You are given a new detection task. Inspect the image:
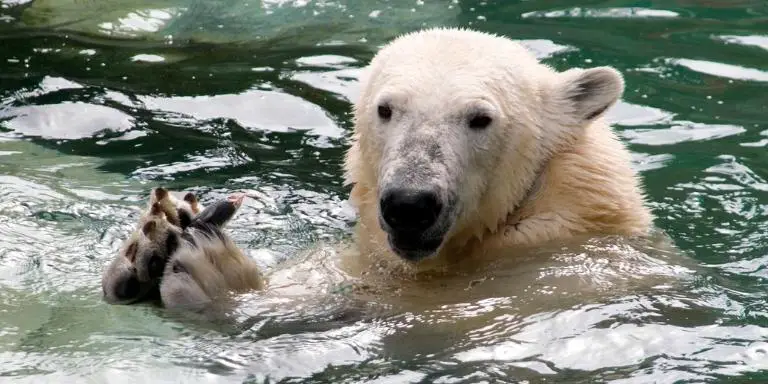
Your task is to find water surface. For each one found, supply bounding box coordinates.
[1,0,768,382]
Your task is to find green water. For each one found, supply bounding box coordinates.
[1,0,768,382]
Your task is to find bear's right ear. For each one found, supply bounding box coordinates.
[553,66,624,125]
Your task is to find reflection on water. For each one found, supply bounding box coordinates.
[668,58,768,83]
[1,0,768,382]
[0,102,135,139]
[521,7,681,19]
[138,88,344,137]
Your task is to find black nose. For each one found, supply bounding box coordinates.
[380,188,443,233]
[115,276,141,301]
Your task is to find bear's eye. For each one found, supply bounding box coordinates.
[468,114,492,130]
[377,104,393,121]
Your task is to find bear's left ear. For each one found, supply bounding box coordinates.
[553,66,624,124]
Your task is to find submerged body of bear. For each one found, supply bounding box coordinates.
[343,27,653,273]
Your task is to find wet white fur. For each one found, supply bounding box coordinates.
[160,225,265,314]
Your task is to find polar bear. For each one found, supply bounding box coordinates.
[343,27,653,273]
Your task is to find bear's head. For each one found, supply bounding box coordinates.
[344,27,624,262]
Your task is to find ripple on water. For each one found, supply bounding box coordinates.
[2,76,83,102]
[667,58,768,83]
[521,7,681,19]
[0,103,135,140]
[605,101,675,127]
[132,148,254,180]
[137,89,344,138]
[98,8,180,37]
[621,121,747,146]
[718,35,768,51]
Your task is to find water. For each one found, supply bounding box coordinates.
[1,0,767,382]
